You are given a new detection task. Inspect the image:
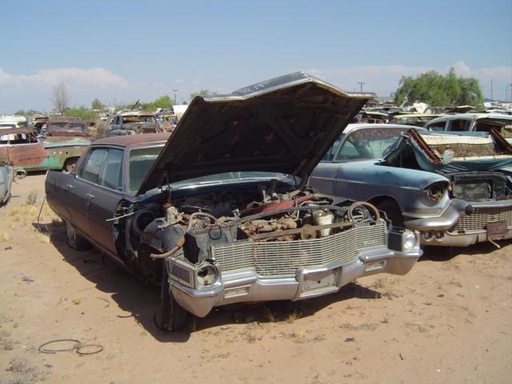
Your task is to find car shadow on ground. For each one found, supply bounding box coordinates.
[420,240,510,262]
[39,221,386,342]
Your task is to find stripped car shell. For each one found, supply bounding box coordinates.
[39,117,90,138]
[0,127,89,173]
[45,72,421,331]
[106,110,162,136]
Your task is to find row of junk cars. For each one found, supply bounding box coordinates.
[4,72,512,332]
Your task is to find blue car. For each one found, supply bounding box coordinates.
[310,123,512,247]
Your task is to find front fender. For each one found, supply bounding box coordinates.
[338,162,450,190]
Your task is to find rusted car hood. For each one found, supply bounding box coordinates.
[138,72,371,195]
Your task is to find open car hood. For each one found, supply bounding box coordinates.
[383,128,512,173]
[138,72,371,195]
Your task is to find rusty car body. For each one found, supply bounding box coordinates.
[39,117,90,138]
[105,110,162,136]
[311,123,512,247]
[45,72,421,332]
[0,127,89,173]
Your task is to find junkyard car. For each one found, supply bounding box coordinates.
[39,117,90,138]
[105,110,162,136]
[310,123,512,247]
[0,127,89,173]
[424,113,512,139]
[45,72,421,332]
[388,113,442,127]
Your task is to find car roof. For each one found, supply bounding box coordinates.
[342,123,426,134]
[116,110,155,116]
[427,113,512,124]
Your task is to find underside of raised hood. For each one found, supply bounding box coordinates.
[137,72,371,195]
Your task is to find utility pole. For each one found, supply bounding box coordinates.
[507,83,512,102]
[357,82,365,92]
[490,80,493,102]
[173,89,178,104]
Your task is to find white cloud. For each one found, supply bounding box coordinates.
[1,62,511,113]
[0,68,163,113]
[0,67,128,89]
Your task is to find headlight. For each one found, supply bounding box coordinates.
[388,229,419,252]
[402,230,419,252]
[425,181,448,202]
[196,262,219,288]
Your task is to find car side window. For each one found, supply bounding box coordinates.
[98,149,123,190]
[448,120,469,131]
[322,138,341,161]
[79,148,107,183]
[335,141,360,160]
[427,122,446,131]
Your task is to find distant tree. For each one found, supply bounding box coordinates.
[394,68,483,107]
[190,89,218,100]
[14,109,42,116]
[141,95,174,111]
[154,95,174,108]
[66,106,98,120]
[91,98,105,110]
[50,82,71,114]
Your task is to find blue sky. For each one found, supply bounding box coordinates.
[1,0,511,114]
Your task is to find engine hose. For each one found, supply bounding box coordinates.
[347,201,380,223]
[150,236,185,259]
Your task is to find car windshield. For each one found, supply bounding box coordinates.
[48,122,85,132]
[323,127,409,161]
[128,146,163,193]
[124,115,156,123]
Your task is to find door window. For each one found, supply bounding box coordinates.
[79,148,107,183]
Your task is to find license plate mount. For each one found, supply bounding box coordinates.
[487,221,507,239]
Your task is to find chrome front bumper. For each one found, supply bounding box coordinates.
[419,201,512,247]
[166,222,421,318]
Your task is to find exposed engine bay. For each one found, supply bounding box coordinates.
[449,171,511,201]
[133,180,382,283]
[151,181,380,241]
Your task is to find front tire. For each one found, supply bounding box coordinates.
[155,265,189,332]
[66,221,92,250]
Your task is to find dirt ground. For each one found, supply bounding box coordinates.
[0,173,511,384]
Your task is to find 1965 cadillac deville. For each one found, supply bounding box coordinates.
[45,72,421,331]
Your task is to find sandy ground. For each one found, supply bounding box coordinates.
[0,173,511,384]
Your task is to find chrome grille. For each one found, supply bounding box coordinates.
[454,207,512,231]
[211,221,386,277]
